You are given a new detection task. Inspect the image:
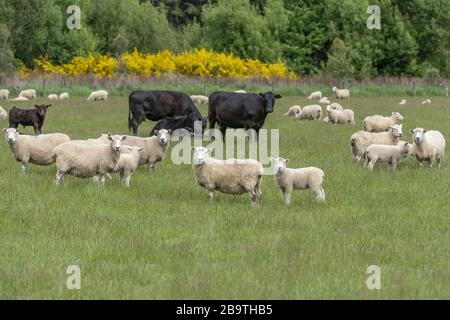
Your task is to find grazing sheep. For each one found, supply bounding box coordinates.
[329,102,343,110]
[18,89,37,100]
[308,91,322,99]
[3,128,70,172]
[190,95,209,106]
[48,94,59,100]
[271,157,325,204]
[0,106,7,119]
[53,134,126,185]
[10,96,29,101]
[332,87,350,99]
[349,124,403,162]
[325,105,355,125]
[234,90,247,93]
[296,105,322,120]
[399,100,407,105]
[192,146,263,206]
[0,89,9,99]
[410,128,446,168]
[59,92,69,100]
[364,141,411,170]
[284,105,301,117]
[363,112,404,133]
[421,99,431,105]
[115,145,144,187]
[87,90,108,101]
[8,104,51,135]
[319,97,331,105]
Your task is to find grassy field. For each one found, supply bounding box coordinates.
[0,95,449,299]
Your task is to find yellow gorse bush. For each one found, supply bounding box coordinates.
[28,49,296,79]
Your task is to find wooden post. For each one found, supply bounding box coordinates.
[412,80,416,97]
[42,78,46,97]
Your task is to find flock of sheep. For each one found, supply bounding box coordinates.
[0,86,447,207]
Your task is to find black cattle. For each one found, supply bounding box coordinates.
[208,91,281,139]
[128,90,203,135]
[149,113,208,136]
[8,104,51,135]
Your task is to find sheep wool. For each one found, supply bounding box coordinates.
[284,105,301,117]
[410,128,445,168]
[364,141,411,170]
[363,112,403,133]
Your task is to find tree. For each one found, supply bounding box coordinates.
[326,38,354,85]
[0,24,16,73]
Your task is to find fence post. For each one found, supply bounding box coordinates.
[412,80,416,97]
[42,78,46,97]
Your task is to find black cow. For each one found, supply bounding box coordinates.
[208,92,281,139]
[8,104,51,135]
[128,90,203,135]
[149,113,208,136]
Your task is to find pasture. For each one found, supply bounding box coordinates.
[0,95,448,299]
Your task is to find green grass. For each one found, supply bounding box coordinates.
[0,95,449,299]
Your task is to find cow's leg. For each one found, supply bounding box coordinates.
[220,126,227,141]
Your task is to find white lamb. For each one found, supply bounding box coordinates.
[296,105,322,120]
[192,146,263,206]
[308,91,322,99]
[399,100,407,105]
[0,89,9,99]
[53,134,126,185]
[271,157,325,204]
[115,145,144,187]
[364,141,411,170]
[87,90,108,101]
[59,92,69,100]
[319,97,331,105]
[18,89,36,100]
[363,112,404,132]
[421,99,431,105]
[332,87,350,99]
[48,94,59,100]
[322,103,343,123]
[190,95,209,106]
[410,128,446,168]
[349,124,403,162]
[325,106,355,125]
[0,106,7,119]
[3,128,70,172]
[284,105,301,117]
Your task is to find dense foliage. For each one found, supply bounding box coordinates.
[0,0,449,78]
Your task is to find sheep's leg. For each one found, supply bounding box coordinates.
[437,155,443,169]
[148,162,156,171]
[367,159,376,170]
[427,157,434,168]
[389,159,397,170]
[20,162,27,173]
[208,190,214,202]
[282,187,292,205]
[312,186,325,201]
[249,190,258,207]
[124,174,131,187]
[255,176,263,199]
[55,170,66,186]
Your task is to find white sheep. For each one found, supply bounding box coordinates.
[190,95,209,106]
[322,103,343,123]
[364,141,411,170]
[308,91,322,99]
[0,106,7,119]
[410,128,445,168]
[53,133,126,185]
[48,94,59,100]
[325,105,355,125]
[87,90,108,101]
[349,124,403,162]
[18,89,37,100]
[284,105,301,117]
[115,145,144,187]
[319,97,331,105]
[3,128,70,172]
[399,99,407,105]
[234,90,247,93]
[0,89,9,99]
[271,157,325,204]
[296,105,322,120]
[192,146,263,206]
[421,99,431,105]
[59,92,69,100]
[363,112,404,132]
[332,87,350,99]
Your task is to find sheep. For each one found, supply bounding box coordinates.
[190,95,209,106]
[0,89,9,99]
[3,128,70,172]
[18,89,37,100]
[319,97,331,105]
[192,146,263,206]
[322,103,343,123]
[234,90,246,93]
[349,124,403,162]
[87,90,108,101]
[284,105,301,117]
[363,112,403,133]
[0,106,7,119]
[115,145,144,187]
[325,105,355,125]
[410,128,446,168]
[399,100,407,105]
[271,157,325,204]
[364,141,411,170]
[296,105,322,120]
[59,92,69,100]
[53,133,126,185]
[48,94,59,100]
[421,99,431,105]
[10,96,29,101]
[332,87,350,99]
[308,91,322,99]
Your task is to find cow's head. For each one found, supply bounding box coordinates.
[34,104,51,118]
[4,128,19,144]
[259,92,282,113]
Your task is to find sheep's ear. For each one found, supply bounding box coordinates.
[107,132,113,141]
[285,159,290,164]
[167,129,172,134]
[138,147,144,152]
[191,147,195,152]
[2,128,6,132]
[121,135,127,141]
[154,130,159,135]
[423,129,427,133]
[409,129,414,134]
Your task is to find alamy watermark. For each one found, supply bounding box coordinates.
[66,5,81,30]
[367,5,381,30]
[366,265,381,290]
[66,265,81,290]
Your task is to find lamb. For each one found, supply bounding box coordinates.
[296,105,322,120]
[0,106,7,119]
[53,133,126,185]
[363,112,403,133]
[59,92,69,100]
[364,141,411,170]
[87,90,108,101]
[115,145,144,187]
[192,146,263,206]
[319,97,331,105]
[349,124,403,162]
[399,100,407,105]
[332,87,350,99]
[325,106,355,125]
[18,89,37,100]
[308,91,322,99]
[0,89,9,99]
[3,128,70,172]
[271,157,325,204]
[48,94,59,100]
[410,128,446,168]
[284,105,301,117]
[190,95,209,106]
[421,99,431,105]
[322,103,343,123]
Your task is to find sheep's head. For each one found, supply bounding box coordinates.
[410,128,427,144]
[392,112,404,121]
[192,146,210,165]
[4,128,19,144]
[388,124,403,138]
[271,157,289,174]
[259,92,282,113]
[34,104,51,117]
[332,86,337,92]
[326,105,332,112]
[154,129,171,145]
[107,133,127,152]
